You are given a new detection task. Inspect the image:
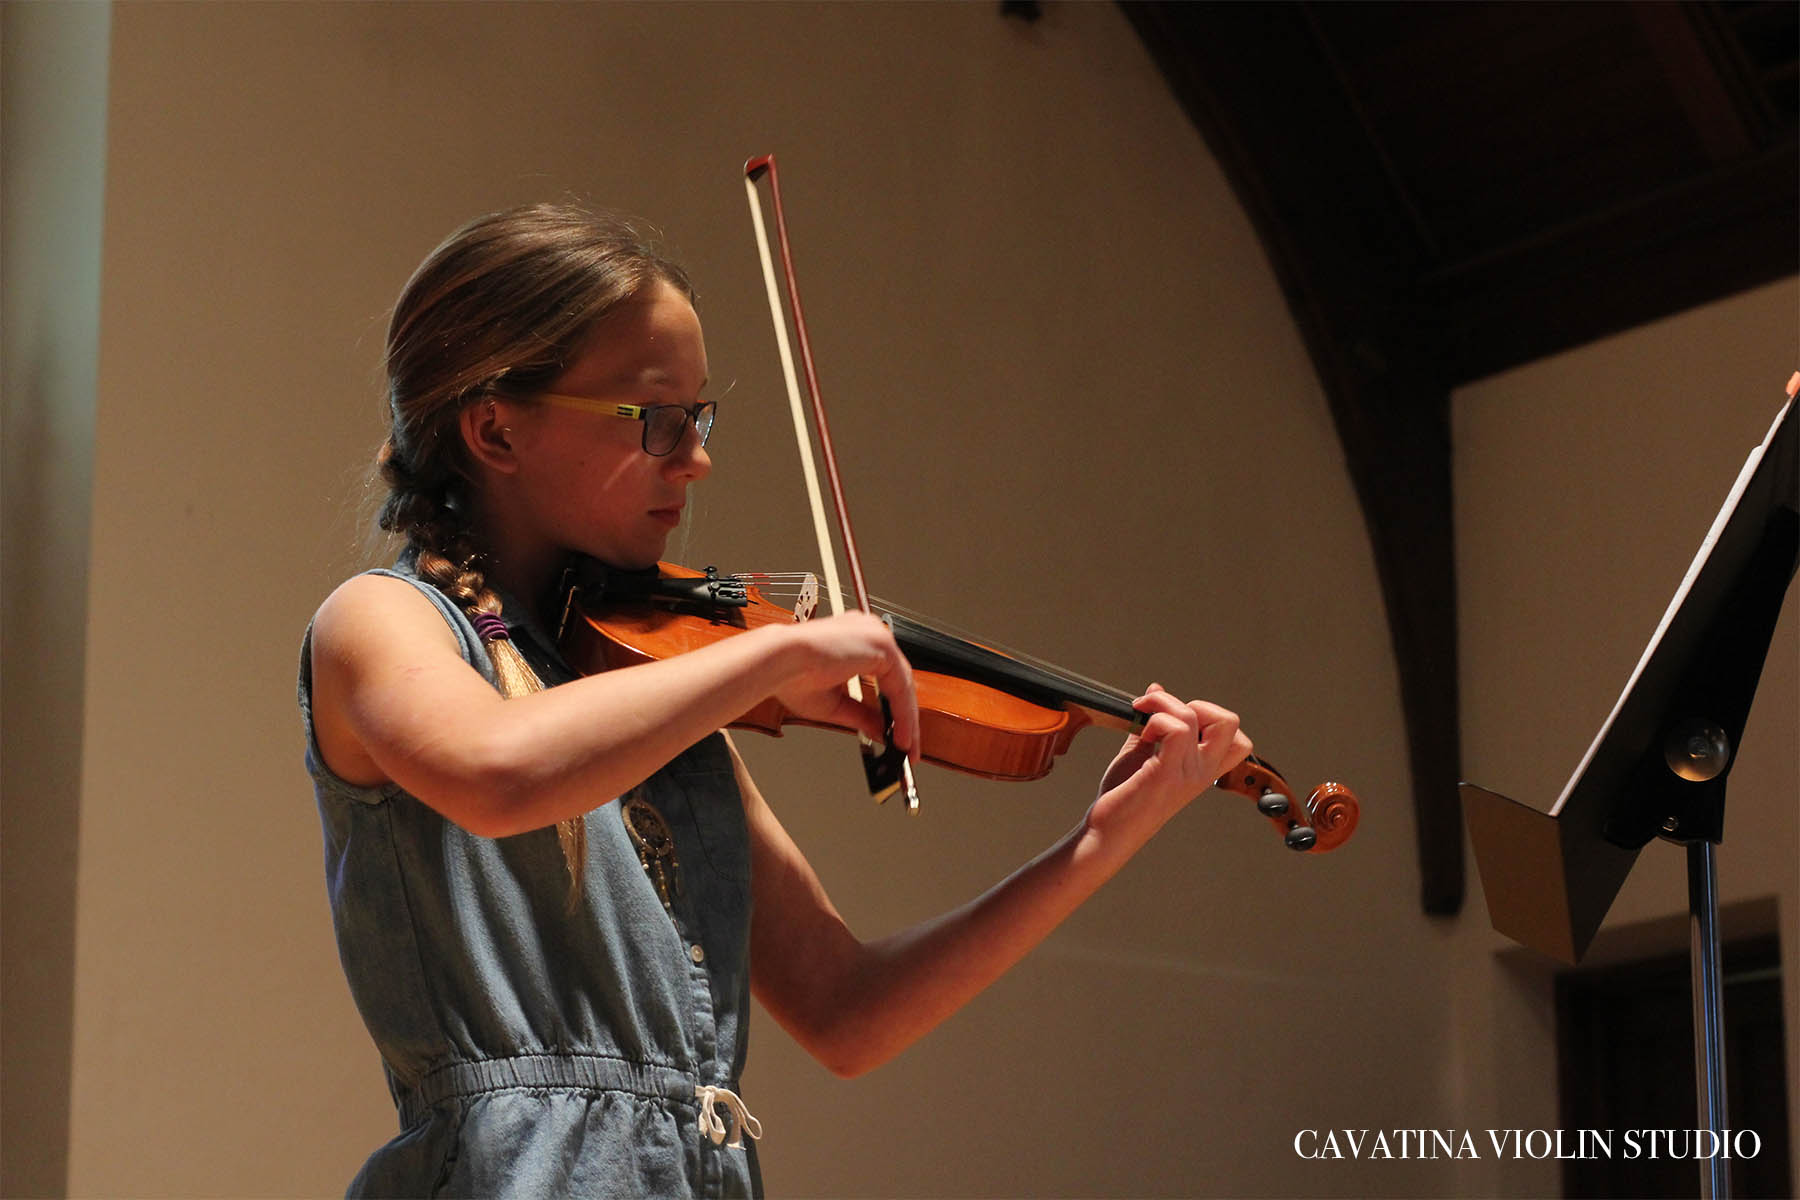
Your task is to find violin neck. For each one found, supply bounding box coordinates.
[883,613,1143,731]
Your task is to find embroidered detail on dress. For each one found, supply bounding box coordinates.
[695,1084,764,1149]
[621,795,681,909]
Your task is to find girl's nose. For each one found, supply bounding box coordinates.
[666,432,711,482]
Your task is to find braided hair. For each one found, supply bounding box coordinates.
[376,203,692,907]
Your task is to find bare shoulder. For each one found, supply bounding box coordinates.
[308,573,469,786]
[311,572,460,661]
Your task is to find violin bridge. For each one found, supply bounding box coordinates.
[793,573,819,623]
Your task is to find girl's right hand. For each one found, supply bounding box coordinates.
[769,612,920,760]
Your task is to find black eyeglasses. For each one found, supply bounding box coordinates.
[537,393,717,456]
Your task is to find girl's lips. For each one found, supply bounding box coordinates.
[649,507,683,527]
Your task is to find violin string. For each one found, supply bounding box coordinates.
[870,595,1138,706]
[729,575,813,602]
[866,594,1136,705]
[726,573,1137,707]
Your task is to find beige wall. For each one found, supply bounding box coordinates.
[3,2,1791,1196]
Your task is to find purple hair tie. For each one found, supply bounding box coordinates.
[470,611,510,642]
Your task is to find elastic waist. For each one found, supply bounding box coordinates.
[398,1053,696,1128]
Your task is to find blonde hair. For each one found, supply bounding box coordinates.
[376,203,692,908]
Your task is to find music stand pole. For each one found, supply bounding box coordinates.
[1687,839,1730,1198]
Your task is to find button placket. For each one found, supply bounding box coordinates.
[661,835,720,1080]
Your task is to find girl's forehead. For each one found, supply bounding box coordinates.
[561,284,707,390]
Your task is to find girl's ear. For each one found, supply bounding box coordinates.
[459,399,520,474]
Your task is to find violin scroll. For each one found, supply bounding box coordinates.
[1216,757,1359,853]
[1299,780,1358,852]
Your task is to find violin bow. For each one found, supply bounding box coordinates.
[744,154,920,811]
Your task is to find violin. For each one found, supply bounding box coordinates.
[554,559,1358,853]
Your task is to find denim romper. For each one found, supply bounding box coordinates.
[299,565,761,1198]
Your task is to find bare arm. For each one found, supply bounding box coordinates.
[308,573,917,838]
[740,687,1250,1078]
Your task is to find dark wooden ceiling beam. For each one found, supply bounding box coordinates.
[1633,1,1761,160]
[1427,142,1798,384]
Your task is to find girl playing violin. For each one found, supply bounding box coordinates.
[300,203,1252,1198]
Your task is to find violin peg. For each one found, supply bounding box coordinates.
[1256,789,1289,817]
[1284,825,1317,852]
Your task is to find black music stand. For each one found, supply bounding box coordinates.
[1463,392,1797,1200]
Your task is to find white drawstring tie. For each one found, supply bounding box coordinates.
[695,1084,763,1149]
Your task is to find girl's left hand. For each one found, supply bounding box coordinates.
[1086,684,1253,840]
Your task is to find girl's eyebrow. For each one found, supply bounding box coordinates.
[629,369,709,394]
[667,375,724,403]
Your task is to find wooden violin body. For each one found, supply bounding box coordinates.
[556,560,1359,853]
